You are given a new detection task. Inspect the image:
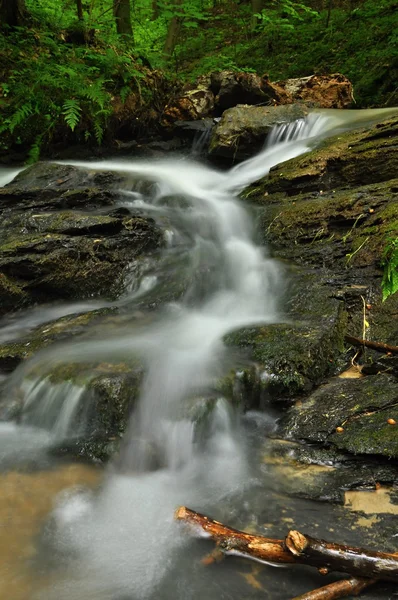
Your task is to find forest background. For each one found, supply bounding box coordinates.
[0,0,397,162]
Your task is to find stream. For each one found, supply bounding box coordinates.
[0,109,396,600]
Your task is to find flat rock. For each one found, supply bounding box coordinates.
[279,375,398,458]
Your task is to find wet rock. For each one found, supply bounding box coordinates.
[0,163,163,316]
[262,115,398,195]
[244,116,398,385]
[0,308,116,372]
[259,178,398,273]
[279,375,398,458]
[264,439,398,503]
[210,71,291,110]
[0,217,161,315]
[0,162,124,211]
[209,103,309,160]
[224,270,347,405]
[9,359,144,462]
[276,73,354,109]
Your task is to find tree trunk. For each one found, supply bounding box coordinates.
[325,0,332,27]
[163,0,182,57]
[0,0,26,28]
[113,0,133,36]
[151,0,159,20]
[250,0,264,31]
[76,0,84,21]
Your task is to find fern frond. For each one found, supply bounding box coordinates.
[120,85,131,104]
[62,99,82,131]
[82,81,110,110]
[9,103,33,133]
[93,118,104,145]
[27,135,43,164]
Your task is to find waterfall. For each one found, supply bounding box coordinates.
[5,109,392,600]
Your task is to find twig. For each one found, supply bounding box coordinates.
[344,335,398,355]
[291,577,376,600]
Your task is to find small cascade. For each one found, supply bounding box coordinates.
[20,377,88,440]
[191,122,213,156]
[0,166,24,187]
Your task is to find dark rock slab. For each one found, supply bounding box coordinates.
[223,270,347,405]
[279,375,398,458]
[0,308,116,372]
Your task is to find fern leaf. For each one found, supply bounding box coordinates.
[62,99,82,131]
[9,103,33,133]
[120,85,130,105]
[82,81,110,110]
[26,135,42,164]
[93,118,104,145]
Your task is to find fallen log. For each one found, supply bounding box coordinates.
[175,507,398,583]
[291,577,375,600]
[344,335,398,356]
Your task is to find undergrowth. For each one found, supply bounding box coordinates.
[0,24,163,162]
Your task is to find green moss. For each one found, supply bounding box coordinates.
[224,273,347,403]
[331,408,398,458]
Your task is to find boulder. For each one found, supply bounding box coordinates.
[209,103,308,160]
[210,70,291,110]
[0,163,163,315]
[276,73,354,109]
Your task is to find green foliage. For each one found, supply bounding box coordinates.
[255,0,320,33]
[174,0,398,108]
[0,16,154,160]
[381,238,398,301]
[62,99,82,131]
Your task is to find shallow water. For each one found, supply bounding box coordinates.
[1,109,397,600]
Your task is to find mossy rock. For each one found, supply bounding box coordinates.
[257,178,398,272]
[0,214,162,315]
[279,375,398,458]
[259,115,398,196]
[0,308,117,372]
[223,271,347,405]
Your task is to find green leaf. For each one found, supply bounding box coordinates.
[62,99,82,131]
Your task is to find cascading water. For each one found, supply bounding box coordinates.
[2,108,397,600]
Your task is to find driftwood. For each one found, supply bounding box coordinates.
[344,335,398,356]
[291,577,375,600]
[175,506,398,596]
